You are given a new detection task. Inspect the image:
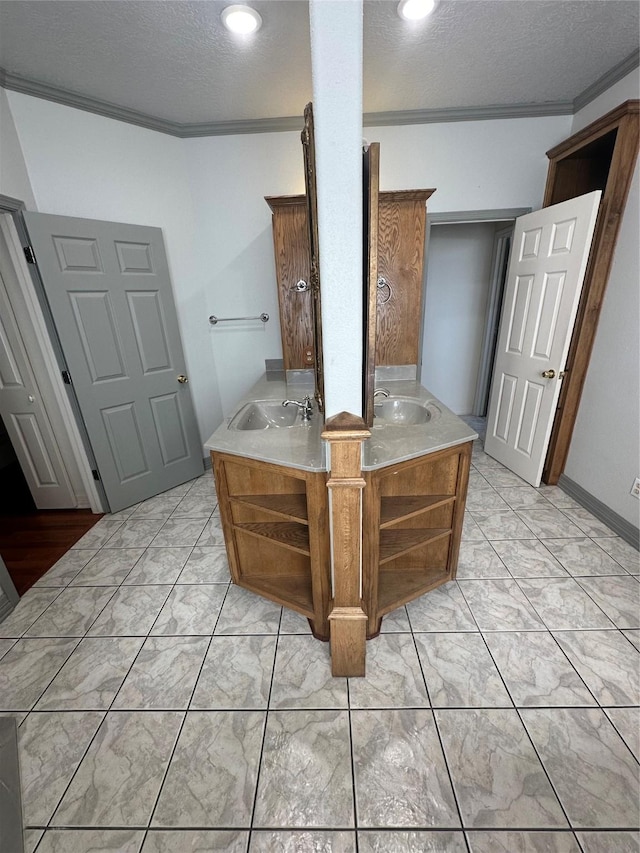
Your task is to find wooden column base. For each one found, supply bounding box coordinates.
[328,605,368,677]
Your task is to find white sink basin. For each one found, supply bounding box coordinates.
[374,397,440,425]
[228,400,302,431]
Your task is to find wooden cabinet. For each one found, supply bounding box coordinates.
[266,188,435,372]
[363,442,471,637]
[212,439,471,641]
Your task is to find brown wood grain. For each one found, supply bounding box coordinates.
[363,143,380,426]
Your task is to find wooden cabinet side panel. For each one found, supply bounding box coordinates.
[306,472,332,637]
[448,442,472,579]
[363,470,381,637]
[376,199,426,366]
[211,452,241,584]
[271,204,313,370]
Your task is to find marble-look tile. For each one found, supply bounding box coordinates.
[436,708,567,828]
[18,710,104,825]
[195,516,226,546]
[161,480,196,498]
[491,540,567,579]
[466,831,580,852]
[122,547,192,585]
[0,638,78,709]
[483,632,595,707]
[250,831,356,852]
[482,468,530,489]
[468,470,493,489]
[278,607,311,634]
[348,634,429,708]
[215,586,282,635]
[53,710,183,826]
[593,537,640,574]
[358,831,466,853]
[177,546,231,583]
[516,578,614,630]
[536,485,582,510]
[0,638,15,659]
[380,606,411,632]
[561,507,616,538]
[553,630,639,706]
[521,707,640,827]
[33,549,98,587]
[153,710,264,827]
[270,635,347,709]
[24,586,116,637]
[143,830,248,853]
[465,488,510,513]
[470,451,504,471]
[191,635,276,709]
[187,474,217,496]
[0,588,60,638]
[576,831,640,853]
[104,504,142,520]
[70,548,145,585]
[171,494,216,518]
[35,637,143,710]
[254,710,353,828]
[34,829,144,853]
[130,495,182,520]
[605,707,640,761]
[151,518,208,548]
[70,517,124,549]
[23,829,44,853]
[113,636,208,710]
[496,487,552,510]
[150,584,226,635]
[541,538,626,577]
[407,583,477,632]
[461,513,487,542]
[353,708,459,827]
[414,633,511,707]
[471,510,536,541]
[88,585,172,636]
[456,541,511,580]
[105,519,165,548]
[515,508,583,539]
[458,579,544,630]
[622,628,640,650]
[577,575,640,628]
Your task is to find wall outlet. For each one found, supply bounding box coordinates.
[632,477,640,499]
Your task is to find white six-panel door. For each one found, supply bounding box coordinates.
[484,191,601,486]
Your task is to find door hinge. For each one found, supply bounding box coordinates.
[61,370,73,385]
[23,246,36,265]
[92,469,101,482]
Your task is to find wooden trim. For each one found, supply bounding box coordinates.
[363,143,380,427]
[542,101,639,483]
[264,195,307,211]
[378,189,436,204]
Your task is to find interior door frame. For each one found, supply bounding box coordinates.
[0,195,105,513]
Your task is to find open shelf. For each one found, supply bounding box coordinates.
[379,528,450,564]
[378,567,451,613]
[240,574,314,617]
[230,493,308,524]
[235,521,310,555]
[380,495,455,527]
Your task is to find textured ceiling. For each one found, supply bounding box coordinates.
[0,0,638,127]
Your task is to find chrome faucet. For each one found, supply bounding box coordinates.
[374,388,390,399]
[282,395,313,421]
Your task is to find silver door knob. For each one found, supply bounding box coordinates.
[177,375,189,384]
[27,394,35,403]
[541,369,556,379]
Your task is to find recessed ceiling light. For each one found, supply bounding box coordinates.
[221,4,262,34]
[397,0,436,21]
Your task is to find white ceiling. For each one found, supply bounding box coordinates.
[0,0,638,133]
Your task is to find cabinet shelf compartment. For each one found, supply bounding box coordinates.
[230,493,308,524]
[234,522,310,556]
[241,575,314,618]
[379,528,450,564]
[378,566,451,614]
[380,495,454,527]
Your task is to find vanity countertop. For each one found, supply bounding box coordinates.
[203,371,477,472]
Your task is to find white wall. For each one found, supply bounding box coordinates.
[421,222,497,414]
[564,69,640,528]
[0,89,36,208]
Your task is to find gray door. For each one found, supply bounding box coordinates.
[24,212,203,511]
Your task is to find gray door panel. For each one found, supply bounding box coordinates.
[23,213,203,511]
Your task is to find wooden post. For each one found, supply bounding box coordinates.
[322,412,370,677]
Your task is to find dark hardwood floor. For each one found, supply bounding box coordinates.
[0,461,102,596]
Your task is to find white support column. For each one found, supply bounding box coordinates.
[308,0,364,418]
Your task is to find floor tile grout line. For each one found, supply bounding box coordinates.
[346,677,360,846]
[600,708,640,767]
[511,571,618,633]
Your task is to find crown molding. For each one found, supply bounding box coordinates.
[573,48,640,113]
[2,51,637,138]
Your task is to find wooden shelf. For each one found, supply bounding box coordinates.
[379,528,450,564]
[240,574,314,617]
[234,521,310,555]
[380,495,454,527]
[230,493,308,524]
[378,567,451,613]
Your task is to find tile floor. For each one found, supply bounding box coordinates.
[0,441,639,853]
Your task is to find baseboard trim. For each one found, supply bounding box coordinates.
[203,454,212,471]
[558,474,640,549]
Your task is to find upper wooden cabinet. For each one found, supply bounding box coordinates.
[266,187,435,372]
